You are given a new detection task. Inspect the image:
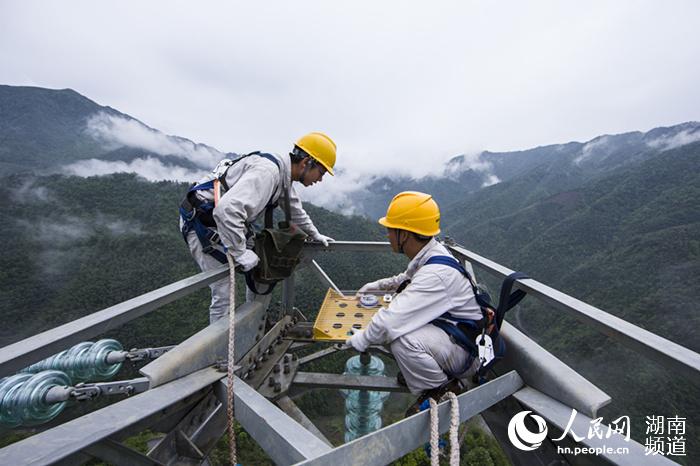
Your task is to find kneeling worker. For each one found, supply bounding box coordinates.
[346,191,482,406]
[180,132,337,323]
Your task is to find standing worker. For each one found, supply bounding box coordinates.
[346,191,483,410]
[180,132,337,323]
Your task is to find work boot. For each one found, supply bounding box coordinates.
[404,379,463,418]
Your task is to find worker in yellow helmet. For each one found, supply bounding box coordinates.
[346,191,482,412]
[180,132,337,323]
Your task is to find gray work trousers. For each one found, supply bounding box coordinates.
[184,229,270,324]
[390,324,478,395]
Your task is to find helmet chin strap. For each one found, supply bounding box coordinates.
[299,159,312,185]
[396,229,407,254]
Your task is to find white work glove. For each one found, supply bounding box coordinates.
[356,280,381,297]
[236,250,259,272]
[311,232,334,247]
[345,327,368,352]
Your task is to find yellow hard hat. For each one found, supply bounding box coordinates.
[295,132,336,176]
[378,191,441,236]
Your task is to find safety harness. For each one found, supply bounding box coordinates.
[179,152,283,293]
[422,255,528,382]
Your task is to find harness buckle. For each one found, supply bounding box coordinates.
[208,230,221,245]
[184,207,197,221]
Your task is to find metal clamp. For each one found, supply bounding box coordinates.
[125,345,175,362]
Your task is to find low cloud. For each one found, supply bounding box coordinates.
[17,215,145,277]
[300,169,372,216]
[573,136,611,165]
[646,128,700,151]
[19,216,91,246]
[18,215,144,247]
[63,156,205,182]
[10,179,51,204]
[481,174,501,187]
[86,112,224,168]
[444,152,501,185]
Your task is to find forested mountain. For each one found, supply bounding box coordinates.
[439,140,700,461]
[0,173,405,348]
[0,85,225,177]
[1,84,698,462]
[353,121,700,219]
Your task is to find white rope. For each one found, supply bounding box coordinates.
[446,391,460,466]
[429,398,439,466]
[428,391,461,466]
[226,253,237,466]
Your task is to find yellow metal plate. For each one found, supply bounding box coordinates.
[312,289,384,341]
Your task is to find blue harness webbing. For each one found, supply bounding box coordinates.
[423,255,528,380]
[179,152,281,276]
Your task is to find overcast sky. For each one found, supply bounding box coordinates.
[2,1,699,177]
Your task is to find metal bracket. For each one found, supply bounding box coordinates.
[125,345,176,362]
[71,377,150,401]
[285,321,315,340]
[235,316,294,387]
[258,353,300,399]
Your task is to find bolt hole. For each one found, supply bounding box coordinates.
[332,323,342,329]
[354,313,364,318]
[339,303,348,308]
[352,324,362,329]
[336,312,345,317]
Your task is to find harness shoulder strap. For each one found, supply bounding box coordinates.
[424,255,528,330]
[424,255,480,296]
[495,272,529,329]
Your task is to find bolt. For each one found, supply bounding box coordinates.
[284,354,290,363]
[305,330,312,337]
[284,364,290,374]
[273,365,281,373]
[261,353,268,362]
[274,382,281,393]
[268,376,275,387]
[255,335,261,341]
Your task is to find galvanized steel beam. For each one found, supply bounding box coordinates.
[84,439,165,466]
[497,322,610,418]
[303,241,391,253]
[0,266,229,377]
[446,243,700,385]
[147,391,220,463]
[309,259,344,296]
[514,386,677,466]
[0,367,225,466]
[298,346,342,366]
[282,273,296,315]
[276,395,333,447]
[214,377,332,464]
[140,300,266,387]
[296,371,524,466]
[293,371,409,392]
